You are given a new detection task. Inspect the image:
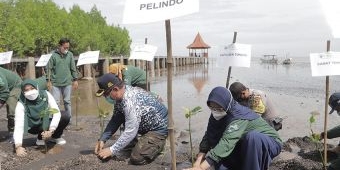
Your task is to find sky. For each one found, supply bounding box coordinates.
[53,0,340,58]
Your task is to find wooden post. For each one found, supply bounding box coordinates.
[323,40,331,169]
[226,32,237,88]
[165,19,176,170]
[83,46,93,80]
[145,38,150,91]
[27,57,36,79]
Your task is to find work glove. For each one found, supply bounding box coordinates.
[94,140,104,155]
[16,146,27,157]
[41,130,53,140]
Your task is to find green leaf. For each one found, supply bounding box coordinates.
[48,108,59,114]
[190,106,202,116]
[309,115,316,124]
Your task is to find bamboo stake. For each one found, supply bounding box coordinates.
[226,32,237,88]
[165,19,176,170]
[323,40,331,169]
[145,38,149,91]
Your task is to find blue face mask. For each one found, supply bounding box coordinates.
[105,96,116,104]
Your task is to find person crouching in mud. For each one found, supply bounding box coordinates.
[229,82,283,131]
[184,87,282,170]
[94,73,168,165]
[13,79,70,156]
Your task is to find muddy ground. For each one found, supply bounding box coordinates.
[0,106,337,170]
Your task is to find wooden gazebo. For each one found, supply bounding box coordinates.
[187,32,211,58]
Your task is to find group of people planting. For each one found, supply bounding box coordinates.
[2,38,340,170]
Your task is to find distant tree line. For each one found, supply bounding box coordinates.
[0,0,131,57]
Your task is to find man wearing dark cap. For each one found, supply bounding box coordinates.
[94,73,168,165]
[319,92,340,170]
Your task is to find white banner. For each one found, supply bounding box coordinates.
[123,0,199,24]
[129,44,158,61]
[310,52,340,76]
[77,51,100,66]
[319,0,340,38]
[36,54,52,67]
[218,43,252,67]
[0,51,13,65]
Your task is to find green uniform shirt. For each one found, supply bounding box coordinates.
[204,117,282,163]
[47,50,78,86]
[0,67,22,101]
[123,65,146,86]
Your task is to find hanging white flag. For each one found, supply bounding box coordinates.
[129,44,158,61]
[36,54,52,67]
[310,52,340,76]
[77,51,100,66]
[0,51,13,65]
[218,43,252,67]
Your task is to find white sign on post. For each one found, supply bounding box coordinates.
[36,54,52,67]
[0,51,13,65]
[77,51,100,66]
[218,43,252,67]
[129,44,158,61]
[123,0,199,24]
[319,0,340,38]
[310,52,340,76]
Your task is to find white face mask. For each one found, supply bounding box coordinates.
[63,50,68,54]
[212,110,227,120]
[24,89,39,100]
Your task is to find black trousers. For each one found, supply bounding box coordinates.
[28,113,70,140]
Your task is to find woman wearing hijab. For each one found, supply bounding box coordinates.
[185,87,282,170]
[13,79,70,157]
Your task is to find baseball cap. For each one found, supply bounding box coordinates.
[329,92,340,114]
[95,73,121,97]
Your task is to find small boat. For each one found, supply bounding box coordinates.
[282,58,292,65]
[260,55,278,64]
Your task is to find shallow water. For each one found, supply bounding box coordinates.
[71,57,340,141]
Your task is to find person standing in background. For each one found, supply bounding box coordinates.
[46,38,78,120]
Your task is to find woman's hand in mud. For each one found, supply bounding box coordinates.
[16,146,27,157]
[97,148,112,159]
[94,141,104,155]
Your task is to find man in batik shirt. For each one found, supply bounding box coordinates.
[94,73,168,165]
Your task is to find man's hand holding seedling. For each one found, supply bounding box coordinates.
[94,140,104,154]
[97,147,113,159]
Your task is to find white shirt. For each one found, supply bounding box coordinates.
[13,91,61,145]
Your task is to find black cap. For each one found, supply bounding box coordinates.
[96,73,121,97]
[329,92,340,114]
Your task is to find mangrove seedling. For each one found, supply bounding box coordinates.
[39,107,59,153]
[308,111,326,169]
[184,106,202,166]
[98,108,110,134]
